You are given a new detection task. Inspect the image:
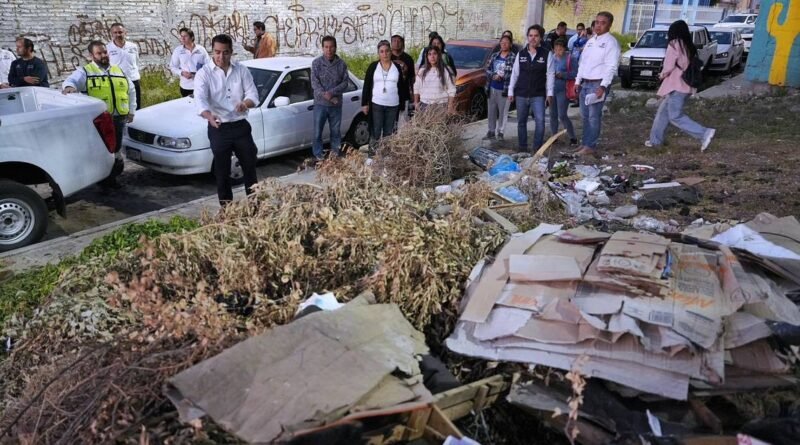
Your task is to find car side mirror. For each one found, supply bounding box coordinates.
[273,96,290,107]
[629,42,636,48]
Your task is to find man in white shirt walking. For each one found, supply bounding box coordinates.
[107,23,142,109]
[194,34,260,206]
[169,27,210,97]
[573,12,620,156]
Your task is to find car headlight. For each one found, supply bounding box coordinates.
[620,56,631,66]
[716,52,729,58]
[456,84,468,94]
[156,136,192,149]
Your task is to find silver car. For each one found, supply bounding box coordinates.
[708,28,745,72]
[122,57,370,178]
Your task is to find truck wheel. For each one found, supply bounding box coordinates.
[346,114,370,149]
[621,75,633,89]
[0,180,48,252]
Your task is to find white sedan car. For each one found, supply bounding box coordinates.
[708,28,745,72]
[122,57,370,177]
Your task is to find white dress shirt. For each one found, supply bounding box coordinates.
[575,32,620,88]
[107,40,141,81]
[0,48,15,84]
[194,61,259,123]
[508,47,555,97]
[169,44,210,90]
[62,63,137,114]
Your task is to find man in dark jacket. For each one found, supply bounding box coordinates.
[311,36,350,160]
[8,38,49,88]
[545,22,568,51]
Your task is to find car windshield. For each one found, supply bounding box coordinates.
[721,15,748,23]
[636,31,669,49]
[446,45,492,69]
[248,68,281,106]
[710,32,732,44]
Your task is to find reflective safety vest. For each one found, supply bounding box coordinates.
[84,62,130,115]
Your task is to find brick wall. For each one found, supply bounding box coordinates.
[1,0,506,83]
[745,0,800,87]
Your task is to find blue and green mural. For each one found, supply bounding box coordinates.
[745,0,800,87]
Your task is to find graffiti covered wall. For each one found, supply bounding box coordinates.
[0,0,506,83]
[745,0,800,87]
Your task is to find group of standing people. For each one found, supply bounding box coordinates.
[482,12,620,157]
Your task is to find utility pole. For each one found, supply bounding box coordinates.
[526,0,546,35]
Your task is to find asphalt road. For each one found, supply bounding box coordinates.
[41,150,310,242]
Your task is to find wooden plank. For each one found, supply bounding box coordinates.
[533,129,567,161]
[689,398,722,434]
[426,405,463,440]
[483,208,520,234]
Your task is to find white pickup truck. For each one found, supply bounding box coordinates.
[0,87,117,251]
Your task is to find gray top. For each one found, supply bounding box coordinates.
[311,55,349,106]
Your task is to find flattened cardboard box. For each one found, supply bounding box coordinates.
[165,303,430,443]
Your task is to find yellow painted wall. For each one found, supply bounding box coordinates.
[502,0,529,38]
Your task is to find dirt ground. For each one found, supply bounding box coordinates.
[551,91,800,225]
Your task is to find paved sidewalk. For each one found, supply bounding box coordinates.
[0,170,318,273]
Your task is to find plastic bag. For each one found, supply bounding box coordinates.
[497,186,528,203]
[489,155,521,176]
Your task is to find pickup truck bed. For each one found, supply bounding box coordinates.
[0,87,115,251]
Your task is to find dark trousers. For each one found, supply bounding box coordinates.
[369,103,399,153]
[133,80,141,110]
[180,87,193,97]
[208,120,258,205]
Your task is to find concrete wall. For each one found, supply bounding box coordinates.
[0,0,506,83]
[745,0,800,87]
[543,0,627,33]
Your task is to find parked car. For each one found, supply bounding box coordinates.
[443,40,496,119]
[618,25,718,88]
[0,87,116,251]
[122,57,370,178]
[708,27,745,72]
[715,13,757,54]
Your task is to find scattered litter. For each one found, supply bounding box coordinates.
[642,178,657,184]
[588,190,610,206]
[575,178,601,194]
[436,185,453,194]
[640,181,682,190]
[613,204,639,218]
[631,164,655,171]
[713,220,800,260]
[469,146,500,170]
[296,292,344,314]
[637,186,700,210]
[488,155,521,177]
[632,215,671,232]
[675,176,705,186]
[497,186,528,203]
[574,164,601,178]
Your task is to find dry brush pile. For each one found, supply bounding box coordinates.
[0,155,507,443]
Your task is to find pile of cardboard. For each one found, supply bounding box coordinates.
[165,295,433,443]
[447,217,800,400]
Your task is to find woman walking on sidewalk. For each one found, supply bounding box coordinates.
[361,40,410,154]
[413,46,456,114]
[483,35,516,140]
[550,38,578,146]
[645,20,715,151]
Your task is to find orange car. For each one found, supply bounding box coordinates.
[445,39,513,118]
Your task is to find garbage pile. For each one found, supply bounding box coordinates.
[447,214,800,401]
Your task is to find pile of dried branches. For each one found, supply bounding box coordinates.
[0,156,506,443]
[375,108,469,188]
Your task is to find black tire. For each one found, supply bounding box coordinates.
[345,114,370,148]
[469,90,488,120]
[620,75,633,89]
[0,180,48,252]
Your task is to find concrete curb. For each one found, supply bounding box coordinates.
[0,170,314,273]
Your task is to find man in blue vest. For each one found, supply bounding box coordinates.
[63,40,136,188]
[508,24,555,153]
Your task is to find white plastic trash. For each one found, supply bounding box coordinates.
[296,292,344,314]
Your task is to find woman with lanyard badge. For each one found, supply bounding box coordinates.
[361,40,410,154]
